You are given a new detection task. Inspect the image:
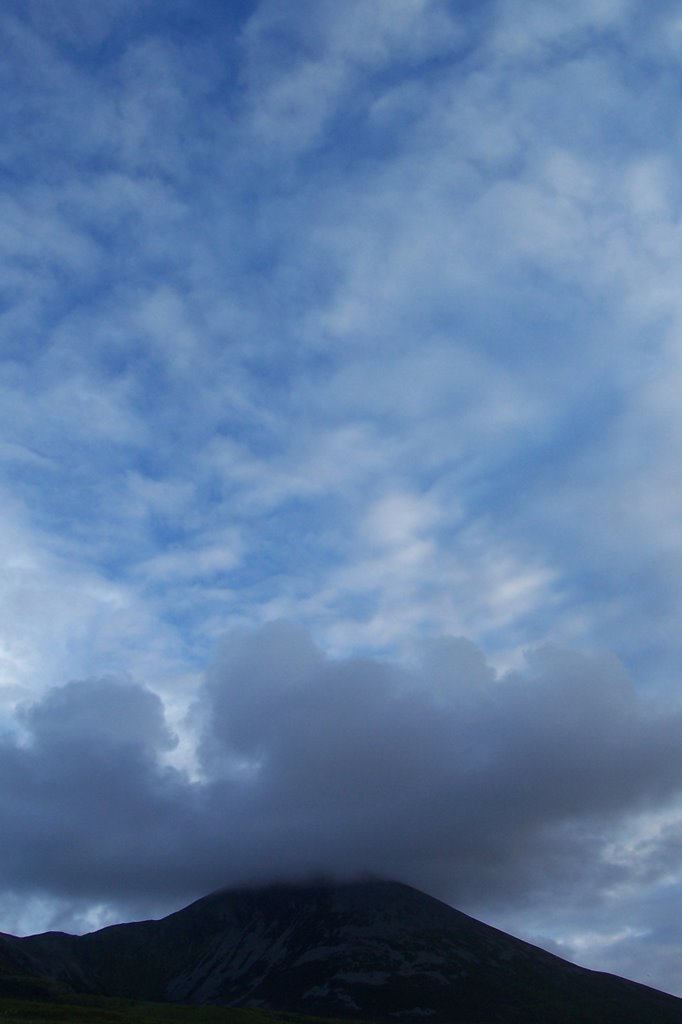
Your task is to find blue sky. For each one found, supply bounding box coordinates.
[4,0,682,998]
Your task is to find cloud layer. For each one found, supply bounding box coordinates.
[4,0,682,702]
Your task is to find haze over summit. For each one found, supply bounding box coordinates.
[2,0,682,1000]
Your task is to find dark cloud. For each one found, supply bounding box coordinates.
[2,623,682,932]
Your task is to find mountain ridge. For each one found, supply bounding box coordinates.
[1,878,681,1023]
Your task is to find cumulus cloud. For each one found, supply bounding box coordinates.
[2,623,682,967]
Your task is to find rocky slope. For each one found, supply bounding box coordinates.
[1,879,681,1022]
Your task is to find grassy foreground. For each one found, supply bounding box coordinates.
[0,993,354,1024]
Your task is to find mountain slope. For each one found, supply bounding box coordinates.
[1,879,681,1023]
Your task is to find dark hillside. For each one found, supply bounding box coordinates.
[2,880,681,1023]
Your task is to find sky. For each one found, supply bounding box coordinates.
[3,0,682,999]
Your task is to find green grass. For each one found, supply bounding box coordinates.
[0,994,357,1024]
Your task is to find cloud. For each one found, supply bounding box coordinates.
[5,0,678,698]
[237,0,462,154]
[2,622,682,994]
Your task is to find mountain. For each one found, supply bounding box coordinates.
[1,879,681,1023]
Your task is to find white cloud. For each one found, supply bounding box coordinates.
[489,0,632,60]
[238,0,462,153]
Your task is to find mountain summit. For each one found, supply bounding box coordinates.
[1,879,681,1022]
